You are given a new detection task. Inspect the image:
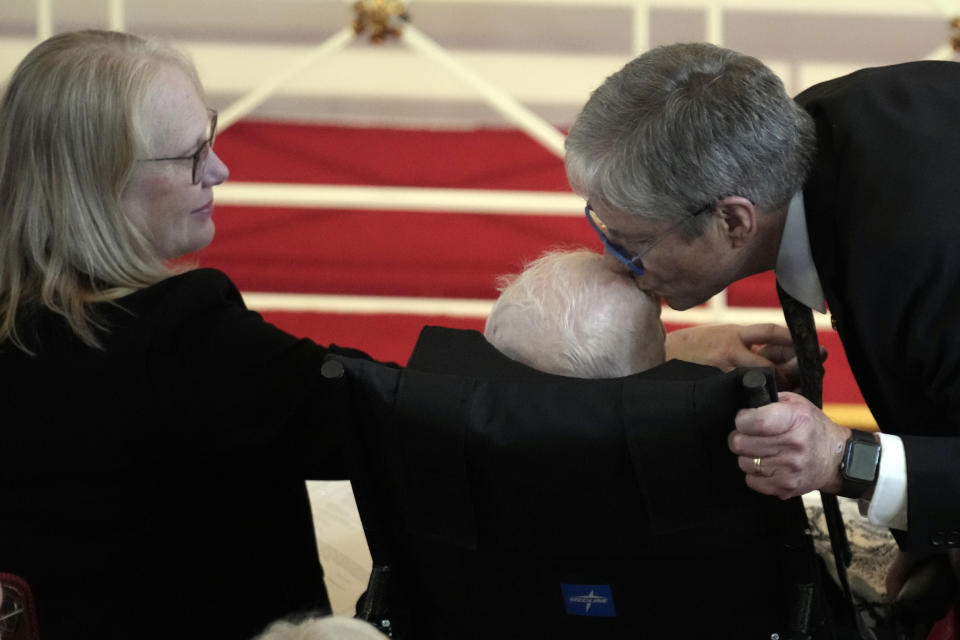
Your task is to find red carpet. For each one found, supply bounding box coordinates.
[199,121,866,410]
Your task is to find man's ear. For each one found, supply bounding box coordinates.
[716,196,757,247]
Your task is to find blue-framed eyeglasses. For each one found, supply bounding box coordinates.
[584,200,716,275]
[141,108,217,185]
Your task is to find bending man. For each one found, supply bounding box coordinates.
[564,43,959,583]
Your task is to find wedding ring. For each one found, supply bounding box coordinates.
[753,457,763,474]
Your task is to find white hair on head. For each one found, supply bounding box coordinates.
[484,248,665,378]
[253,616,388,640]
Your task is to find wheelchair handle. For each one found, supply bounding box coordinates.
[742,368,773,409]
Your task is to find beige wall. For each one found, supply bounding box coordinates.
[1,0,957,126]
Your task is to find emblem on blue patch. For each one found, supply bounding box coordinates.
[560,583,617,617]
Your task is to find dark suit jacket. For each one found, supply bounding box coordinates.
[796,60,960,551]
[0,269,370,640]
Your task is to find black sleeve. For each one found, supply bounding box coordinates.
[143,269,378,479]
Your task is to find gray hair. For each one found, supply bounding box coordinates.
[564,42,815,235]
[484,249,665,378]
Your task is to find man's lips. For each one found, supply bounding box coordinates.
[192,200,213,214]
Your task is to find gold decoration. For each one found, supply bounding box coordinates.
[951,17,960,52]
[353,0,409,44]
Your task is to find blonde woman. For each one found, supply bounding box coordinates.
[0,31,373,640]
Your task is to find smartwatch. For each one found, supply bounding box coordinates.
[839,429,881,499]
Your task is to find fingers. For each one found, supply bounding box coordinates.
[728,417,793,454]
[728,392,848,498]
[773,358,801,392]
[754,343,797,365]
[732,452,802,500]
[665,324,761,370]
[734,449,811,499]
[735,453,781,476]
[738,323,794,347]
[734,324,800,372]
[772,391,813,407]
[733,393,809,437]
[753,331,828,366]
[743,472,800,501]
[725,348,783,370]
[664,324,820,374]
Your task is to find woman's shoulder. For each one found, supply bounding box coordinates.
[151,267,240,297]
[122,268,244,312]
[102,268,256,345]
[100,267,310,369]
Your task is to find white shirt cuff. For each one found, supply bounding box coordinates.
[859,432,908,531]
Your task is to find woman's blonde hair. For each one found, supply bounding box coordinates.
[0,30,203,352]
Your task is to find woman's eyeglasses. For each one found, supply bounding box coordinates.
[141,108,218,185]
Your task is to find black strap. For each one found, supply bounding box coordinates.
[777,283,864,636]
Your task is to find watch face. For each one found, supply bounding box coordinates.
[846,442,881,481]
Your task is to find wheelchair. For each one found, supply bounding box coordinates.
[322,326,863,639]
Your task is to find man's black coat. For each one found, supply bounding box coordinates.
[796,59,960,550]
